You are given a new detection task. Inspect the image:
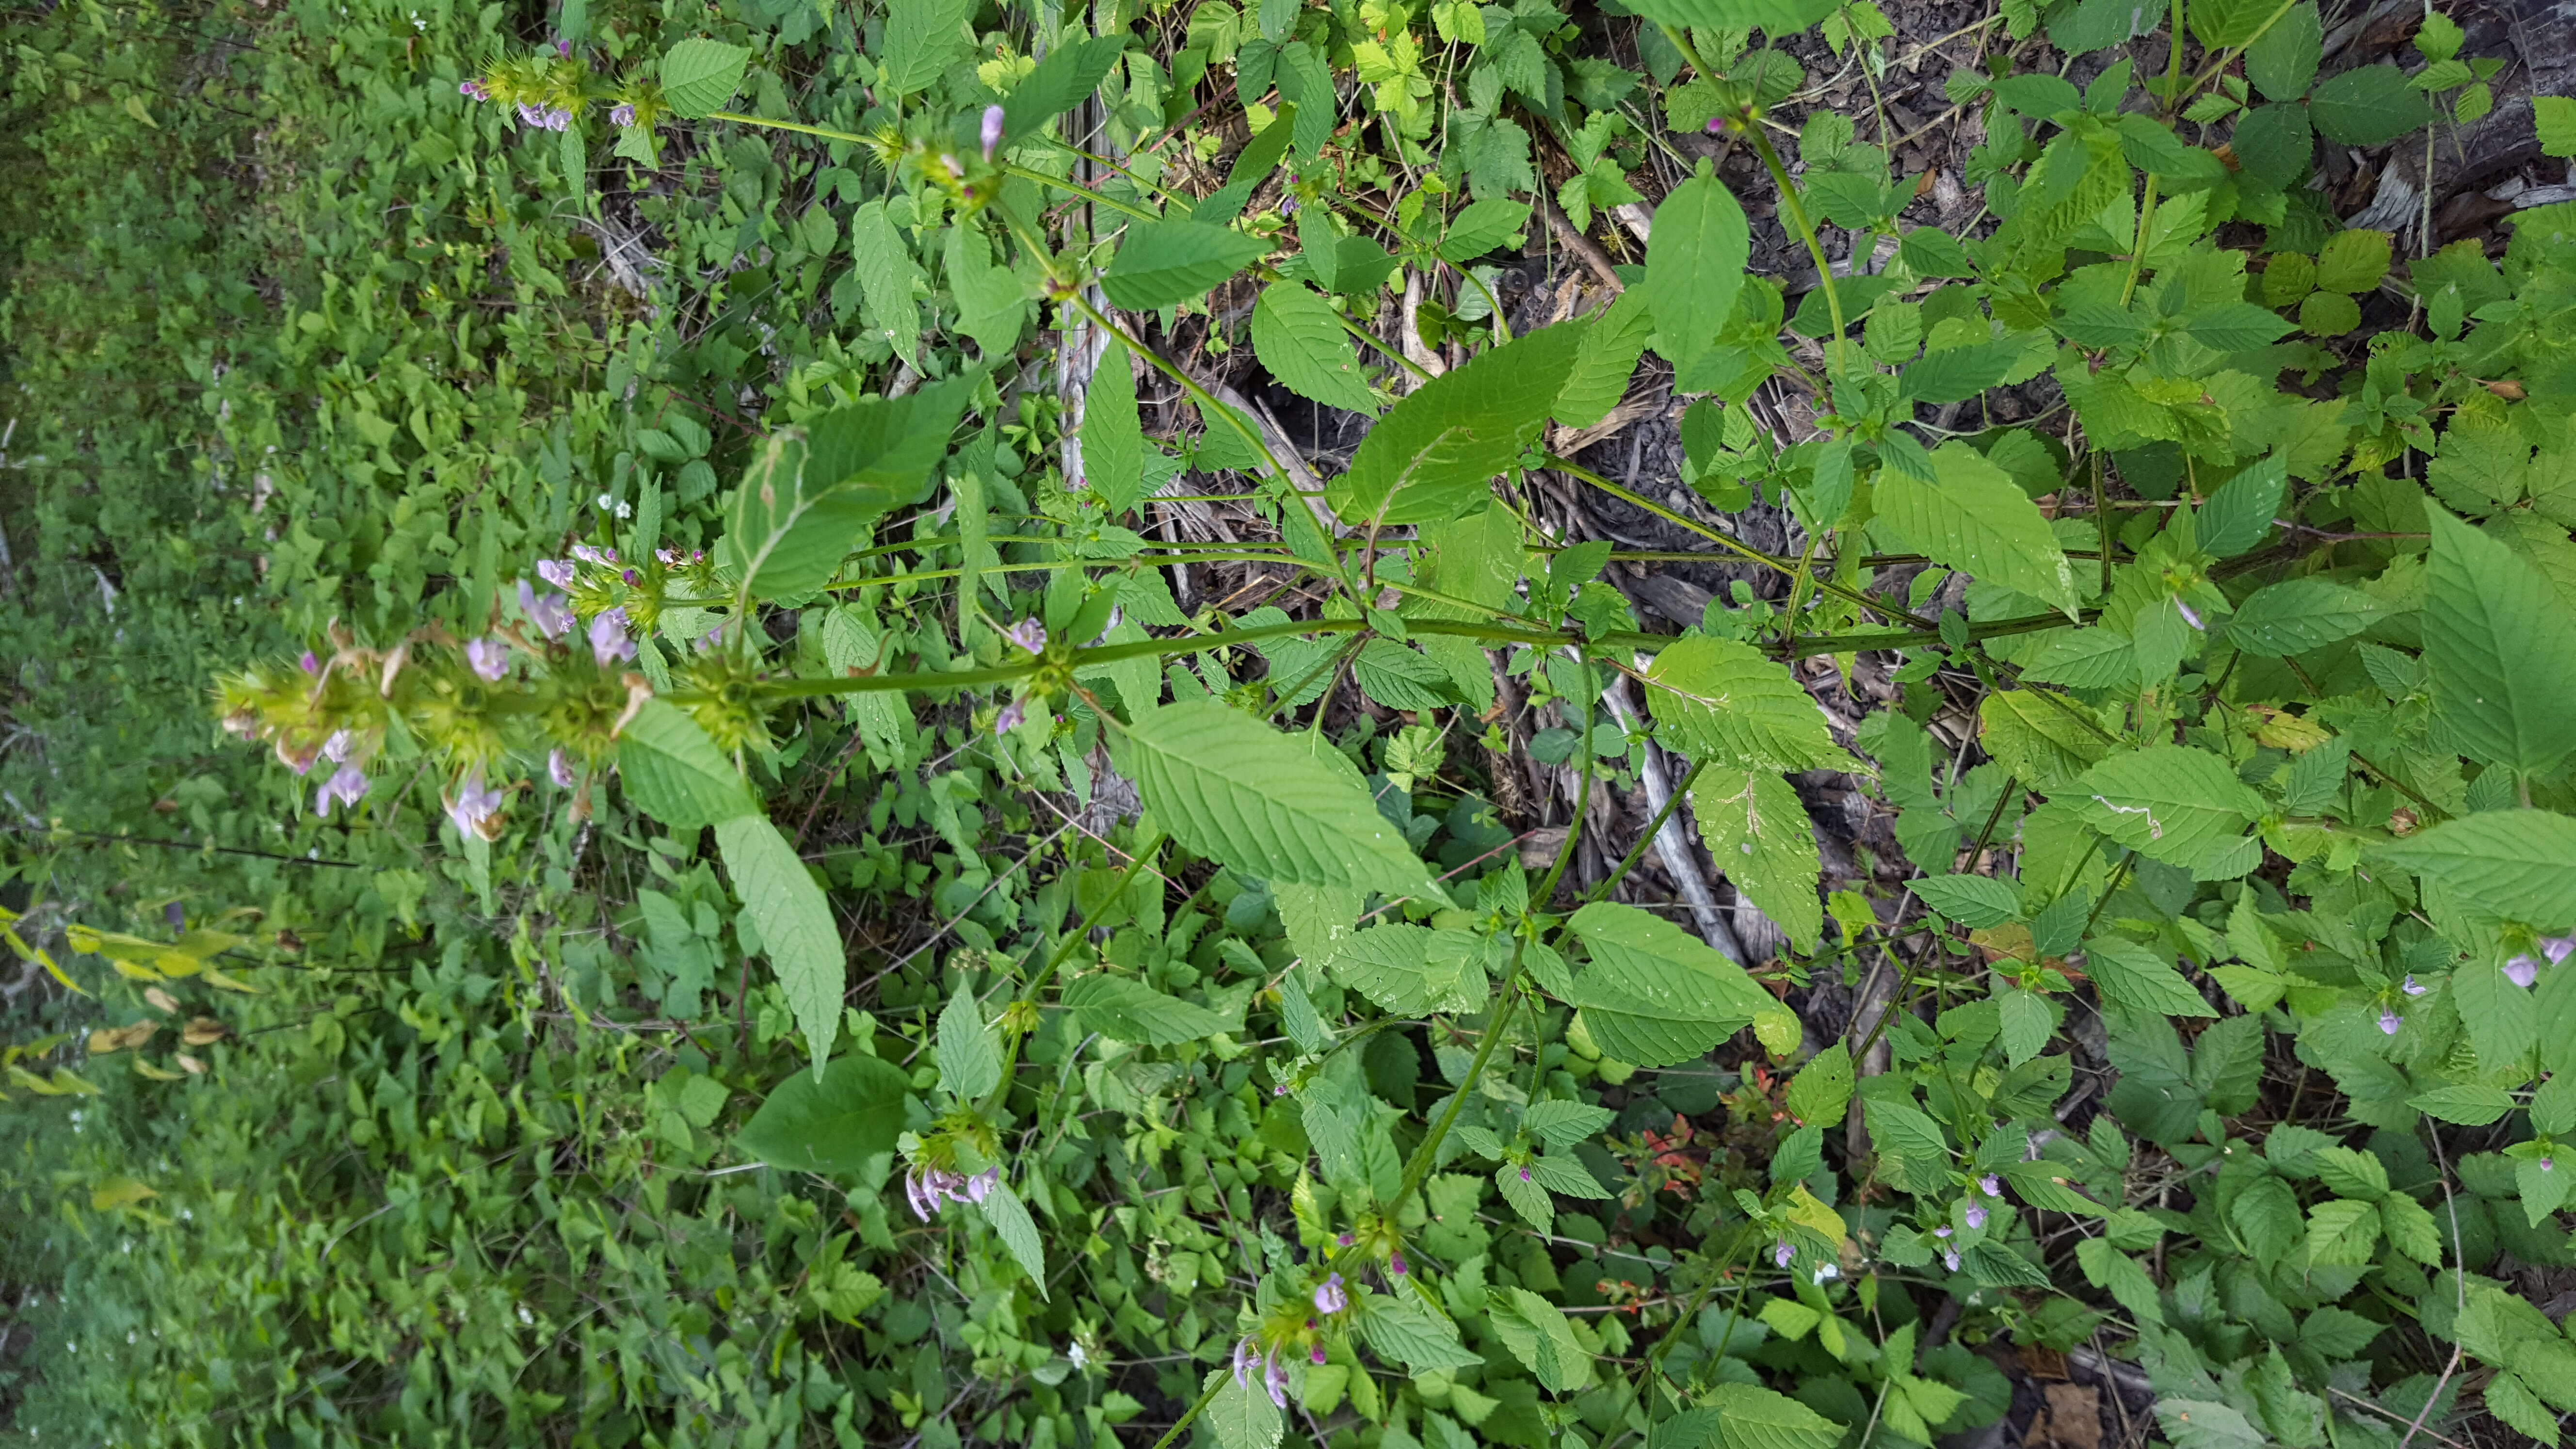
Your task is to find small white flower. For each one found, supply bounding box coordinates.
[596,492,615,511]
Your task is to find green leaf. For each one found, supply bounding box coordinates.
[1079,339,1146,515]
[1703,1383,1846,1449]
[1864,1094,1953,1191]
[1908,873,2024,927]
[735,1054,914,1175]
[1251,283,1378,414]
[1644,172,1751,370]
[1555,288,1654,428]
[1784,1043,1853,1126]
[1978,690,2113,790]
[1116,700,1434,897]
[2372,810,2576,930]
[999,36,1127,144]
[714,814,845,1068]
[2482,1370,2564,1446]
[2314,228,2392,292]
[1061,972,1229,1045]
[2244,2,2322,101]
[2312,1145,2388,1200]
[660,39,752,118]
[2304,1196,2383,1265]
[2199,455,2286,558]
[2178,301,2297,352]
[1566,901,1781,1066]
[2310,64,2432,145]
[1647,636,1857,771]
[879,0,974,94]
[617,700,756,828]
[1897,340,2021,404]
[2422,503,2576,775]
[978,1180,1049,1292]
[1101,219,1271,311]
[1529,1153,1613,1197]
[1328,924,1485,1014]
[1871,441,2081,617]
[1437,197,1533,264]
[1358,1293,1485,1372]
[1327,321,1585,526]
[1498,1162,1555,1231]
[946,225,1027,360]
[2073,745,2265,866]
[724,380,973,606]
[2085,936,2217,1017]
[2077,1239,2165,1324]
[2226,579,2384,655]
[936,988,1001,1099]
[848,201,926,366]
[1523,1099,1618,1147]
[1998,989,2052,1066]
[1691,769,1824,951]
[2539,96,2576,159]
[1618,0,1837,37]
[1487,1287,1593,1392]
[2408,1083,2515,1125]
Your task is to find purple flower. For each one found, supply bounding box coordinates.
[1943,1248,1962,1272]
[2402,973,2427,997]
[981,103,1006,160]
[611,102,637,126]
[1705,117,1726,135]
[1979,1173,2002,1198]
[589,607,636,667]
[2378,1007,2402,1035]
[1310,1344,1327,1366]
[904,1169,934,1221]
[1933,1225,1951,1239]
[459,79,490,101]
[1336,1232,1354,1246]
[1773,1240,1793,1269]
[314,764,368,817]
[2176,600,2205,631]
[994,699,1026,736]
[2507,954,2541,989]
[444,771,506,839]
[1004,617,1047,654]
[537,558,578,589]
[569,544,611,567]
[965,1168,999,1204]
[552,36,571,56]
[1519,1167,1533,1182]
[2544,1156,2558,1173]
[466,637,509,681]
[548,747,579,789]
[1964,1201,1989,1231]
[1314,1272,1348,1316]
[516,101,546,128]
[1263,1352,1288,1409]
[1232,1338,1256,1386]
[322,729,354,763]
[1388,1253,1407,1276]
[519,580,575,638]
[2546,936,2576,965]
[300,650,321,674]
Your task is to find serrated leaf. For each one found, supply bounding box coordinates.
[1062,973,1229,1045]
[661,39,752,118]
[736,1054,914,1175]
[1251,283,1378,414]
[1438,197,1533,264]
[1863,1095,1952,1192]
[2310,64,2431,145]
[2314,228,2392,293]
[1979,690,2113,790]
[1909,874,2024,927]
[2179,301,2297,352]
[1115,701,1433,897]
[1329,925,1485,1014]
[1358,1294,1484,1372]
[976,1179,1047,1291]
[1487,1287,1594,1392]
[2077,1239,2165,1324]
[715,814,844,1068]
[936,988,1000,1099]
[1998,989,2052,1066]
[880,0,974,93]
[2083,936,2217,1017]
[1784,1043,1853,1126]
[1619,0,1838,38]
[2305,1196,2383,1265]
[2372,810,2576,930]
[1648,636,1856,772]
[1644,173,1750,369]
[2312,1146,2388,1200]
[2421,503,2576,775]
[2073,745,2265,866]
[1703,1383,1846,1449]
[1691,769,1824,951]
[725,380,975,606]
[2199,455,2287,558]
[1872,441,2081,617]
[2226,579,2384,655]
[618,699,756,827]
[1556,288,1654,428]
[1101,220,1271,311]
[1898,340,2020,403]
[2407,1083,2515,1125]
[999,36,1127,145]
[1566,901,1778,1067]
[1081,338,1146,514]
[1523,1098,1617,1148]
[1327,321,1585,527]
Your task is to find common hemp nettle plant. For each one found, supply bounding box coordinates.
[182,0,2576,1447]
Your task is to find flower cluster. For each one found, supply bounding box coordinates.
[903,1165,1000,1219]
[1229,1270,1354,1408]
